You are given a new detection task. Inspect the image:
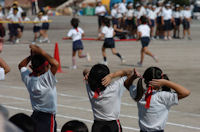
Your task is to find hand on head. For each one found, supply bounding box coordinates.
[149,79,167,89]
[101,74,112,87]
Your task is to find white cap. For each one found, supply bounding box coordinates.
[128,3,133,7]
[166,3,171,7]
[176,4,180,8]
[136,3,141,7]
[152,5,156,8]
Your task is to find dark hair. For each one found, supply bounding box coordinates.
[88,64,110,92]
[61,120,88,132]
[135,67,170,102]
[21,12,26,17]
[13,7,18,11]
[71,18,79,28]
[140,16,147,24]
[31,54,46,71]
[9,113,36,132]
[103,18,111,27]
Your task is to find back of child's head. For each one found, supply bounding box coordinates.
[31,54,46,72]
[13,7,18,11]
[61,120,88,132]
[71,18,79,29]
[21,12,26,17]
[9,113,36,132]
[140,16,147,24]
[103,18,111,27]
[88,64,110,92]
[135,67,170,102]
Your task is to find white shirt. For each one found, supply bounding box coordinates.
[7,13,21,22]
[20,67,57,114]
[33,17,42,26]
[148,10,157,20]
[182,10,192,19]
[20,17,30,26]
[126,9,134,18]
[172,11,181,18]
[0,67,5,80]
[67,27,84,41]
[118,2,127,14]
[86,77,127,121]
[129,86,178,131]
[111,8,118,18]
[41,15,48,21]
[9,7,23,17]
[162,8,172,20]
[138,24,150,37]
[0,11,4,19]
[95,5,106,16]
[134,8,146,19]
[155,7,162,16]
[102,26,114,38]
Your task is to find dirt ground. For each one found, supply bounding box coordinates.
[0,16,200,132]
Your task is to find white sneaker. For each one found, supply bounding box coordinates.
[137,62,143,67]
[101,61,108,66]
[168,36,172,40]
[15,39,20,44]
[121,58,126,64]
[72,65,77,69]
[151,37,155,40]
[153,56,158,63]
[32,41,36,44]
[86,53,91,62]
[164,36,168,40]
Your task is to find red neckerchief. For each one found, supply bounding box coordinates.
[145,86,153,109]
[93,88,101,99]
[75,28,79,32]
[29,61,49,76]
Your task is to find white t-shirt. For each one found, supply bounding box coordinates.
[129,86,178,131]
[7,13,21,22]
[95,5,106,16]
[33,17,42,26]
[111,8,118,18]
[102,26,114,38]
[86,77,127,121]
[148,10,157,20]
[162,8,172,20]
[134,8,146,19]
[126,9,134,18]
[0,11,4,19]
[182,10,192,19]
[172,11,181,18]
[41,15,48,21]
[20,67,57,114]
[0,67,5,80]
[138,24,150,37]
[8,7,23,17]
[67,27,84,41]
[155,7,162,17]
[118,2,127,14]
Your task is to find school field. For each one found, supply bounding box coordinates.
[0,16,200,132]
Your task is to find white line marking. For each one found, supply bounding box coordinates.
[4,105,140,131]
[0,94,200,130]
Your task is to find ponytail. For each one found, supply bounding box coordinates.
[135,78,144,102]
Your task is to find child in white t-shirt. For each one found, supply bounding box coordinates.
[83,64,132,132]
[182,6,192,40]
[18,44,59,132]
[40,11,50,43]
[0,57,10,80]
[137,16,158,67]
[124,67,190,132]
[32,11,42,44]
[147,5,157,39]
[97,18,125,65]
[65,18,91,69]
[172,4,181,39]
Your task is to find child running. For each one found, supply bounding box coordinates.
[83,64,132,132]
[40,10,50,43]
[124,67,190,132]
[137,16,158,67]
[32,11,42,44]
[98,18,125,65]
[65,18,91,69]
[18,44,59,132]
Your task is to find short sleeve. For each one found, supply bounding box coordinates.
[0,68,5,80]
[67,30,73,37]
[20,67,31,85]
[115,76,127,97]
[129,85,137,100]
[101,27,107,34]
[41,70,57,89]
[157,92,178,108]
[6,14,12,19]
[79,28,84,34]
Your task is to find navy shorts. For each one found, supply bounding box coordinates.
[0,24,5,37]
[140,130,164,132]
[31,111,57,132]
[141,37,150,48]
[149,19,155,27]
[156,16,162,24]
[126,19,134,26]
[164,20,172,31]
[41,23,49,30]
[73,40,84,51]
[103,38,115,48]
[92,120,122,132]
[33,26,41,33]
[182,19,190,30]
[175,18,181,26]
[10,24,20,37]
[19,25,24,32]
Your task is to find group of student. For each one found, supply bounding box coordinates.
[0,42,190,132]
[95,0,192,40]
[0,1,50,44]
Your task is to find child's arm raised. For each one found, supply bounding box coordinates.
[150,79,190,99]
[0,57,10,74]
[124,68,141,90]
[102,68,133,86]
[29,45,59,75]
[18,56,31,70]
